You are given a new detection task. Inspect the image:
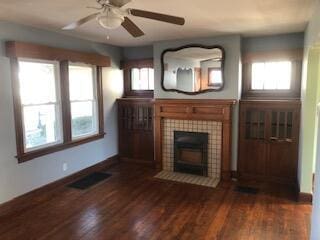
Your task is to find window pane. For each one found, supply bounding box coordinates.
[149,68,154,90]
[19,61,57,105]
[251,63,265,90]
[23,105,60,150]
[131,68,154,90]
[140,68,149,89]
[71,101,97,138]
[69,65,94,101]
[131,68,140,90]
[251,61,292,90]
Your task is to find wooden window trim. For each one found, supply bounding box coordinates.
[6,41,111,67]
[7,42,106,163]
[242,49,303,100]
[121,59,154,98]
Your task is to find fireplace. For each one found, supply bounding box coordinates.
[154,99,236,180]
[174,131,208,176]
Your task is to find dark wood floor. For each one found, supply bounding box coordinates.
[0,163,311,240]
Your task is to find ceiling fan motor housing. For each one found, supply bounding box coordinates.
[97,8,125,29]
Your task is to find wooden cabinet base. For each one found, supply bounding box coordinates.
[238,100,301,186]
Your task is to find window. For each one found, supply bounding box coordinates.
[69,64,98,139]
[18,59,62,152]
[131,68,154,90]
[122,59,154,98]
[7,40,108,162]
[208,68,223,87]
[251,61,292,90]
[242,50,302,99]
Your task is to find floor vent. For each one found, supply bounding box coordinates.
[68,172,112,190]
[234,186,259,194]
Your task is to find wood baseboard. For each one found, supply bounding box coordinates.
[119,157,155,167]
[0,155,119,215]
[298,192,313,203]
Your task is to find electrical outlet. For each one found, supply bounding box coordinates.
[63,163,68,172]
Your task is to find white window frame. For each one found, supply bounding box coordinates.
[18,58,63,152]
[68,62,99,140]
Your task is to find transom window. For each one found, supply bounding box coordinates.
[19,59,62,152]
[131,68,154,90]
[242,49,302,99]
[69,64,98,139]
[251,61,292,90]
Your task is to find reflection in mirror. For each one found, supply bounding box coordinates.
[162,45,224,94]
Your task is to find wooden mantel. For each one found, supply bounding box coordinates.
[154,99,236,181]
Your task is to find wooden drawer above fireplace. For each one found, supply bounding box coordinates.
[155,99,236,122]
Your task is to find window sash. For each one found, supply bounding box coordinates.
[68,63,99,140]
[70,100,99,140]
[22,103,63,152]
[18,58,63,152]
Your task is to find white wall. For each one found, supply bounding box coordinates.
[154,35,242,170]
[0,21,123,204]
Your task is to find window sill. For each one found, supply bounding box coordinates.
[17,133,106,163]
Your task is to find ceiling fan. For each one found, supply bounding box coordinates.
[62,0,185,38]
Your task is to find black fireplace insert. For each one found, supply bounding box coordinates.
[174,131,208,176]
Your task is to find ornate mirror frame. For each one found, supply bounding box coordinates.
[161,44,225,95]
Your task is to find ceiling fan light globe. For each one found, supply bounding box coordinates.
[97,14,124,29]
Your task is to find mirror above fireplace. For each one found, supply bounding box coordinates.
[161,45,225,95]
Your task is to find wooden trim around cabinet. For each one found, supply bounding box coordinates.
[154,99,236,180]
[6,41,111,67]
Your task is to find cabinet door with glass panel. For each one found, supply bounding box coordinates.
[238,100,300,184]
[239,106,268,176]
[267,108,300,181]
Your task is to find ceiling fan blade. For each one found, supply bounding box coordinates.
[62,13,99,30]
[109,0,132,7]
[121,17,144,38]
[129,9,185,25]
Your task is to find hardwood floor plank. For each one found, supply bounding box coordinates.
[0,163,312,240]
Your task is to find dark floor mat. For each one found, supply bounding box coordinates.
[234,186,259,194]
[68,172,112,190]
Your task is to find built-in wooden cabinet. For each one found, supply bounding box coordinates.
[117,98,154,165]
[238,100,300,185]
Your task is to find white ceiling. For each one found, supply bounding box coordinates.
[0,0,315,47]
